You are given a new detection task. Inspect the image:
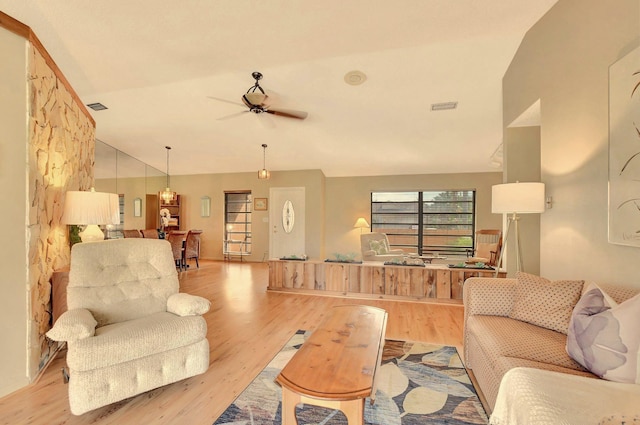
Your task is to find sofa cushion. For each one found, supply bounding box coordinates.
[369,239,389,255]
[467,315,586,371]
[566,282,640,384]
[466,315,593,410]
[509,272,584,334]
[67,311,207,371]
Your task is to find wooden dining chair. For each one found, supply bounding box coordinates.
[184,230,203,268]
[167,230,188,270]
[141,229,159,239]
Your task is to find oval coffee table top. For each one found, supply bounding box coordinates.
[276,305,388,400]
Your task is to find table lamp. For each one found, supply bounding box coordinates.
[492,182,545,275]
[62,188,120,242]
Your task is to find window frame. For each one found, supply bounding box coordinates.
[224,191,252,255]
[371,190,476,255]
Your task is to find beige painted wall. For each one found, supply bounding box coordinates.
[325,172,503,259]
[503,0,640,284]
[503,126,542,275]
[0,27,30,398]
[166,169,326,262]
[108,170,499,263]
[1,18,95,398]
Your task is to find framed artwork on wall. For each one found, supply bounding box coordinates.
[133,198,142,217]
[609,45,640,246]
[254,198,268,211]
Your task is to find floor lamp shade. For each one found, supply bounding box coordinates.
[62,189,120,242]
[491,182,545,274]
[492,182,545,214]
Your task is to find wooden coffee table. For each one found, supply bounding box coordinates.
[276,305,388,425]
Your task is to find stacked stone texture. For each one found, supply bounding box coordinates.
[27,45,94,371]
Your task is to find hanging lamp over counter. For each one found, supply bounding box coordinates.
[160,146,175,202]
[258,143,271,180]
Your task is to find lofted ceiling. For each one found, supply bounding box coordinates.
[0,1,557,177]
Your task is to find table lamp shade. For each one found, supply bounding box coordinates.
[492,182,545,214]
[62,190,120,225]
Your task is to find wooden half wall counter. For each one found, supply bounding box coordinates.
[268,259,506,302]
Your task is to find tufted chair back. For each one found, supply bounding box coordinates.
[67,238,178,327]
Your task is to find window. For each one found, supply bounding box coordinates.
[105,194,125,239]
[224,191,252,255]
[371,190,475,255]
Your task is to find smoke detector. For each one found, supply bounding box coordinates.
[344,70,367,86]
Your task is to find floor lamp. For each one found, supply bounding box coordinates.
[353,217,370,234]
[492,182,545,276]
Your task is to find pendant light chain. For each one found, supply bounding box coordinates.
[263,144,267,169]
[166,146,171,189]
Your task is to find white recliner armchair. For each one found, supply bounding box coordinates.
[47,238,210,415]
[360,232,405,261]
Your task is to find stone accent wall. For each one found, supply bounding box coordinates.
[27,44,94,374]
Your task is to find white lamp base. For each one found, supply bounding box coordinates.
[79,224,105,242]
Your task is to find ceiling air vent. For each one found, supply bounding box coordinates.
[87,102,108,111]
[431,101,458,111]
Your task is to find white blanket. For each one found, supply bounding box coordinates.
[489,367,640,425]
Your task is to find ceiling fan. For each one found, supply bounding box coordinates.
[210,72,308,121]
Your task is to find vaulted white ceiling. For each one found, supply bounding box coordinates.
[0,0,558,177]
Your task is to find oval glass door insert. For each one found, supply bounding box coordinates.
[282,200,295,233]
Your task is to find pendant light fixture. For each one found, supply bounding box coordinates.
[258,143,271,180]
[160,146,175,202]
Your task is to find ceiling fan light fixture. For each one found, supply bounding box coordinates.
[244,92,268,106]
[258,143,271,180]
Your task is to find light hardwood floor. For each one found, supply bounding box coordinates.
[0,260,464,425]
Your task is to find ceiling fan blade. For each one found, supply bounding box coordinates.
[258,113,276,129]
[207,96,245,108]
[266,108,308,120]
[217,110,249,121]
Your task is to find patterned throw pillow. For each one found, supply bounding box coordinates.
[509,272,584,334]
[369,239,389,255]
[566,283,640,383]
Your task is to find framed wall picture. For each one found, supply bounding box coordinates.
[133,198,142,217]
[254,198,268,211]
[200,196,211,217]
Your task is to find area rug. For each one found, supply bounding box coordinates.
[213,330,488,425]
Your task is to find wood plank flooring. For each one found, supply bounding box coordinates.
[0,260,464,425]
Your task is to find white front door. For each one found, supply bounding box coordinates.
[269,187,305,258]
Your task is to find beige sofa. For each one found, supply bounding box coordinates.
[463,276,640,423]
[47,238,211,415]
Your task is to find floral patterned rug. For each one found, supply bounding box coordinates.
[213,330,488,425]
